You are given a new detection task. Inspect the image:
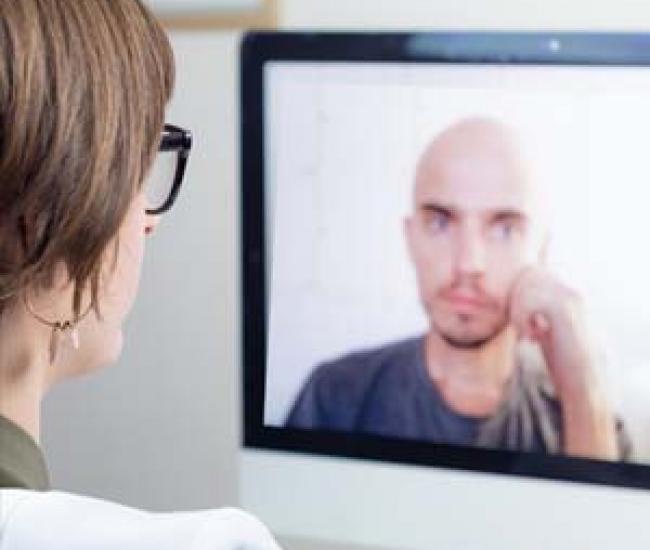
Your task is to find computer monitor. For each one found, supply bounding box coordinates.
[240,32,650,548]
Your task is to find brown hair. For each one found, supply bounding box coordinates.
[0,0,174,317]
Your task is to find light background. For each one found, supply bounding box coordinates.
[149,0,262,15]
[263,63,650,450]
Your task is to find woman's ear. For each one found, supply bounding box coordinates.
[0,215,29,265]
[17,213,55,270]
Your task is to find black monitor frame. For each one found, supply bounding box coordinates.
[240,31,650,491]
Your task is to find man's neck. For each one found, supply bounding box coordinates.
[425,327,517,418]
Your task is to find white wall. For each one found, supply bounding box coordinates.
[280,0,650,29]
[40,0,650,548]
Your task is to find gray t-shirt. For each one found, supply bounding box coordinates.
[286,336,631,456]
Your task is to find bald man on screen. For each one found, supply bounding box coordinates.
[287,117,629,460]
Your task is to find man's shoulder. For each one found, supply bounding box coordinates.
[310,336,422,389]
[286,336,423,429]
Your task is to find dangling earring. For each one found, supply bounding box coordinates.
[22,293,92,364]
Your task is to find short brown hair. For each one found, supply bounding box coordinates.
[0,0,174,316]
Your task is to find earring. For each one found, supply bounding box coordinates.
[22,293,92,364]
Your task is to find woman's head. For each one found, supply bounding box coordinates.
[0,0,175,375]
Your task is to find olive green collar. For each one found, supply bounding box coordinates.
[0,414,49,490]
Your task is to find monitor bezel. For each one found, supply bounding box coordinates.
[240,31,650,492]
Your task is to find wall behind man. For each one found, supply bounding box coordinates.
[42,0,650,530]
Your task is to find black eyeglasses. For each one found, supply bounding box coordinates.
[144,123,192,215]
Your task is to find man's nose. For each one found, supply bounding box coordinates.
[455,226,486,277]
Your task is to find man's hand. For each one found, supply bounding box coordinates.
[509,267,619,460]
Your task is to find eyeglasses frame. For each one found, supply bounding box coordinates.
[146,123,193,215]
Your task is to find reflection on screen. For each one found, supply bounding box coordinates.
[263,62,650,464]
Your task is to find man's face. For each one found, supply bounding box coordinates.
[406,119,541,349]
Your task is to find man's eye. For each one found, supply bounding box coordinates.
[491,220,516,240]
[427,212,449,233]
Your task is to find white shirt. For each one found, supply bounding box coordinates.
[0,490,281,550]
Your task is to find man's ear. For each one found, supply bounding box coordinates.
[538,233,551,266]
[404,216,416,263]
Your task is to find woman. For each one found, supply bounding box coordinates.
[0,1,279,548]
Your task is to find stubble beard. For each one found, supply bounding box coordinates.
[433,311,510,350]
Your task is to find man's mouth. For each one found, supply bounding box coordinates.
[441,291,493,313]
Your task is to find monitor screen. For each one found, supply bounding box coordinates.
[241,32,650,505]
